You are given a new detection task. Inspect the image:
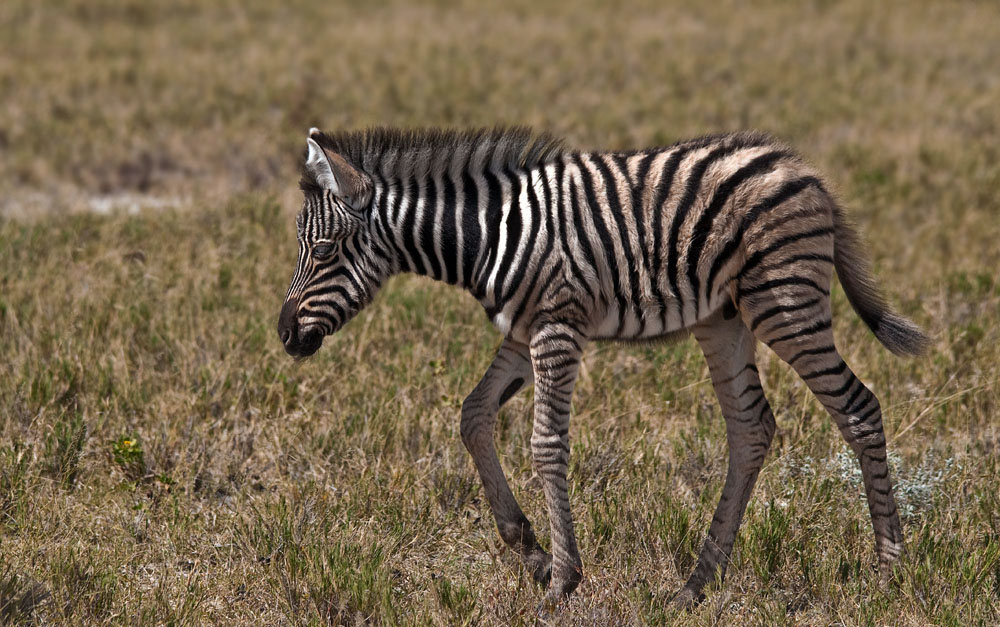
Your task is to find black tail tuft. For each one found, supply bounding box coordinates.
[832,205,930,356]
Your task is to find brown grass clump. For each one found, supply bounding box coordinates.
[2,0,999,624]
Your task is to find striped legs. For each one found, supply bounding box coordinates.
[529,324,587,606]
[460,339,552,585]
[675,307,776,606]
[752,296,904,576]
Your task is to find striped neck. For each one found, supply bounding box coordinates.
[369,166,538,304]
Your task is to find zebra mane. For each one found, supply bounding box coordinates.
[302,126,565,192]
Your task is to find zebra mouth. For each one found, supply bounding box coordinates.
[285,324,324,359]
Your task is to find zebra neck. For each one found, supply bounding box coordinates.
[373,169,529,303]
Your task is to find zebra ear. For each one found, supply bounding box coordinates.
[305,131,372,211]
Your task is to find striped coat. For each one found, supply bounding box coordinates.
[278,127,927,609]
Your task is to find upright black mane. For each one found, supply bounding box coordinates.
[303,126,565,191]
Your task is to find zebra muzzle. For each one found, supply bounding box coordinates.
[278,297,323,358]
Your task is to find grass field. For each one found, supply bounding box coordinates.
[2,0,1000,624]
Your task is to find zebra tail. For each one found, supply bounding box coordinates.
[832,205,930,356]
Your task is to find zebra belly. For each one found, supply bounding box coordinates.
[592,302,691,340]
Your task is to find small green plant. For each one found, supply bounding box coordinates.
[433,575,478,625]
[745,500,792,585]
[47,551,118,622]
[111,436,146,482]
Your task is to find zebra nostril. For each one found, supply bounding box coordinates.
[278,298,300,350]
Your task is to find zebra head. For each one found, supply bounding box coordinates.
[278,130,381,358]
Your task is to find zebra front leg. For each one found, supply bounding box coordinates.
[674,307,776,607]
[460,338,552,586]
[529,324,587,608]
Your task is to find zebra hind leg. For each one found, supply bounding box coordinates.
[742,276,904,580]
[460,338,552,586]
[673,305,776,607]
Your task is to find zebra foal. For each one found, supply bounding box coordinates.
[277,126,927,608]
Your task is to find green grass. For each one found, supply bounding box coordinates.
[2,0,1000,624]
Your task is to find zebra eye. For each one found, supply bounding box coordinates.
[312,243,336,260]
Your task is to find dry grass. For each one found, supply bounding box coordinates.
[2,0,999,624]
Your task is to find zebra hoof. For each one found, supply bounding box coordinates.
[535,589,565,622]
[878,556,903,586]
[670,586,705,610]
[528,552,553,587]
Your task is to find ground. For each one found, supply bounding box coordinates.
[1,0,999,624]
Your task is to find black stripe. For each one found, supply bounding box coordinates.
[802,360,847,380]
[739,226,835,280]
[474,169,504,293]
[302,283,352,303]
[705,176,821,296]
[532,294,590,323]
[722,298,738,320]
[500,171,541,303]
[770,252,834,268]
[537,356,579,373]
[743,176,823,231]
[566,171,598,286]
[420,175,442,280]
[716,363,757,386]
[759,314,817,336]
[737,276,829,301]
[666,144,736,323]
[738,383,763,398]
[302,299,347,321]
[788,344,836,366]
[460,172,480,290]
[750,297,821,331]
[499,378,525,406]
[510,184,557,327]
[815,371,859,398]
[353,257,381,288]
[631,153,654,287]
[441,173,458,284]
[576,156,625,324]
[512,257,560,326]
[534,348,574,362]
[545,332,583,352]
[329,261,364,295]
[842,383,869,415]
[493,170,523,307]
[687,151,789,311]
[630,153,657,329]
[767,318,832,345]
[848,403,881,427]
[739,393,766,413]
[650,148,692,306]
[374,177,408,271]
[593,155,643,327]
[400,176,426,275]
[845,393,876,420]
